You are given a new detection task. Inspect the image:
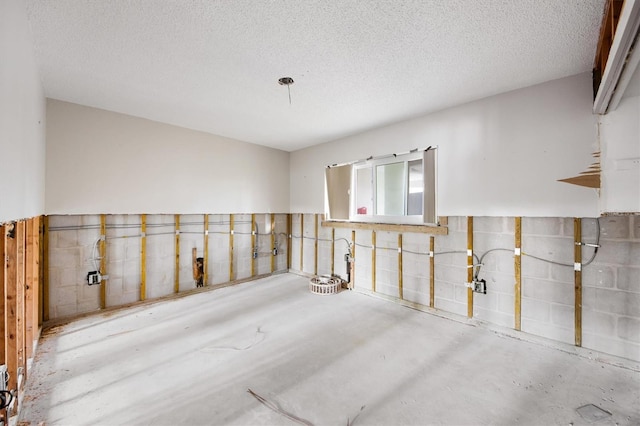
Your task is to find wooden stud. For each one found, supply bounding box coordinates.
[299,214,304,272]
[251,213,256,277]
[0,225,6,366]
[286,214,292,270]
[372,230,377,292]
[314,214,318,276]
[398,234,403,300]
[140,214,147,301]
[350,230,356,289]
[25,219,35,360]
[574,218,582,347]
[100,214,107,309]
[514,217,522,331]
[174,215,180,293]
[203,214,209,286]
[5,223,18,395]
[330,228,335,276]
[16,222,25,386]
[38,217,44,326]
[429,236,435,308]
[467,216,474,319]
[42,216,49,322]
[271,214,276,273]
[229,214,234,281]
[32,217,40,339]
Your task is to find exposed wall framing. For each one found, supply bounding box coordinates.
[0,217,43,421]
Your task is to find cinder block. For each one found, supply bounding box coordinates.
[434,264,465,283]
[497,293,514,315]
[54,286,77,305]
[617,317,640,343]
[473,291,497,311]
[521,297,550,321]
[617,267,640,293]
[583,266,615,289]
[523,235,573,266]
[594,241,632,265]
[474,307,513,328]
[54,303,78,319]
[481,272,514,294]
[633,215,640,240]
[403,288,429,306]
[522,217,562,236]
[473,216,507,233]
[582,333,640,362]
[599,216,631,240]
[550,303,574,328]
[521,318,573,345]
[54,230,79,249]
[50,215,82,228]
[454,284,467,303]
[582,310,616,337]
[50,248,80,269]
[434,280,454,300]
[595,288,640,317]
[522,277,573,305]
[521,256,549,279]
[549,264,574,284]
[434,297,466,316]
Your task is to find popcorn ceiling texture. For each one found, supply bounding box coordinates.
[24,0,605,151]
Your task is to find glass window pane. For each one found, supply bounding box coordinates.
[356,167,372,215]
[407,159,423,216]
[376,162,404,215]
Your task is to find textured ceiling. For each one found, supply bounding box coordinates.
[24,0,605,152]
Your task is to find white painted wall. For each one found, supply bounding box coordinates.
[291,73,599,217]
[0,0,46,223]
[600,66,640,214]
[46,100,290,214]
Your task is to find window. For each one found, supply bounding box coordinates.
[325,148,436,224]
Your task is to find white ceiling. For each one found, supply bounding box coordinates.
[24,0,605,152]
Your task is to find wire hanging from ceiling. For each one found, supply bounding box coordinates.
[278,77,294,105]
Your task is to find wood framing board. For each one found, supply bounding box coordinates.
[204,214,209,285]
[330,228,335,276]
[322,220,448,235]
[100,214,106,309]
[286,214,292,270]
[251,214,256,277]
[299,214,304,272]
[140,214,147,301]
[271,214,276,273]
[314,214,318,276]
[372,230,376,292]
[467,217,474,319]
[38,217,44,326]
[429,236,435,308]
[350,230,356,289]
[16,222,26,387]
[574,218,582,347]
[0,225,5,365]
[398,234,403,300]
[174,215,180,293]
[30,217,39,347]
[229,214,234,281]
[25,219,35,360]
[42,216,49,322]
[5,223,18,394]
[514,217,522,331]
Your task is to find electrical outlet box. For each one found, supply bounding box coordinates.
[87,271,102,285]
[272,247,278,256]
[472,279,487,294]
[252,250,258,259]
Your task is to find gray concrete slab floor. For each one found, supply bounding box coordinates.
[18,274,640,425]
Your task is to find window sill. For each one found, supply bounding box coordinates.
[321,217,448,235]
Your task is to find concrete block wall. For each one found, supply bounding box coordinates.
[48,213,289,320]
[583,216,640,361]
[290,215,640,362]
[48,215,102,318]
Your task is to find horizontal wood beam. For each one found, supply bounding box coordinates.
[322,220,447,235]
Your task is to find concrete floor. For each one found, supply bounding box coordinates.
[18,274,640,425]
